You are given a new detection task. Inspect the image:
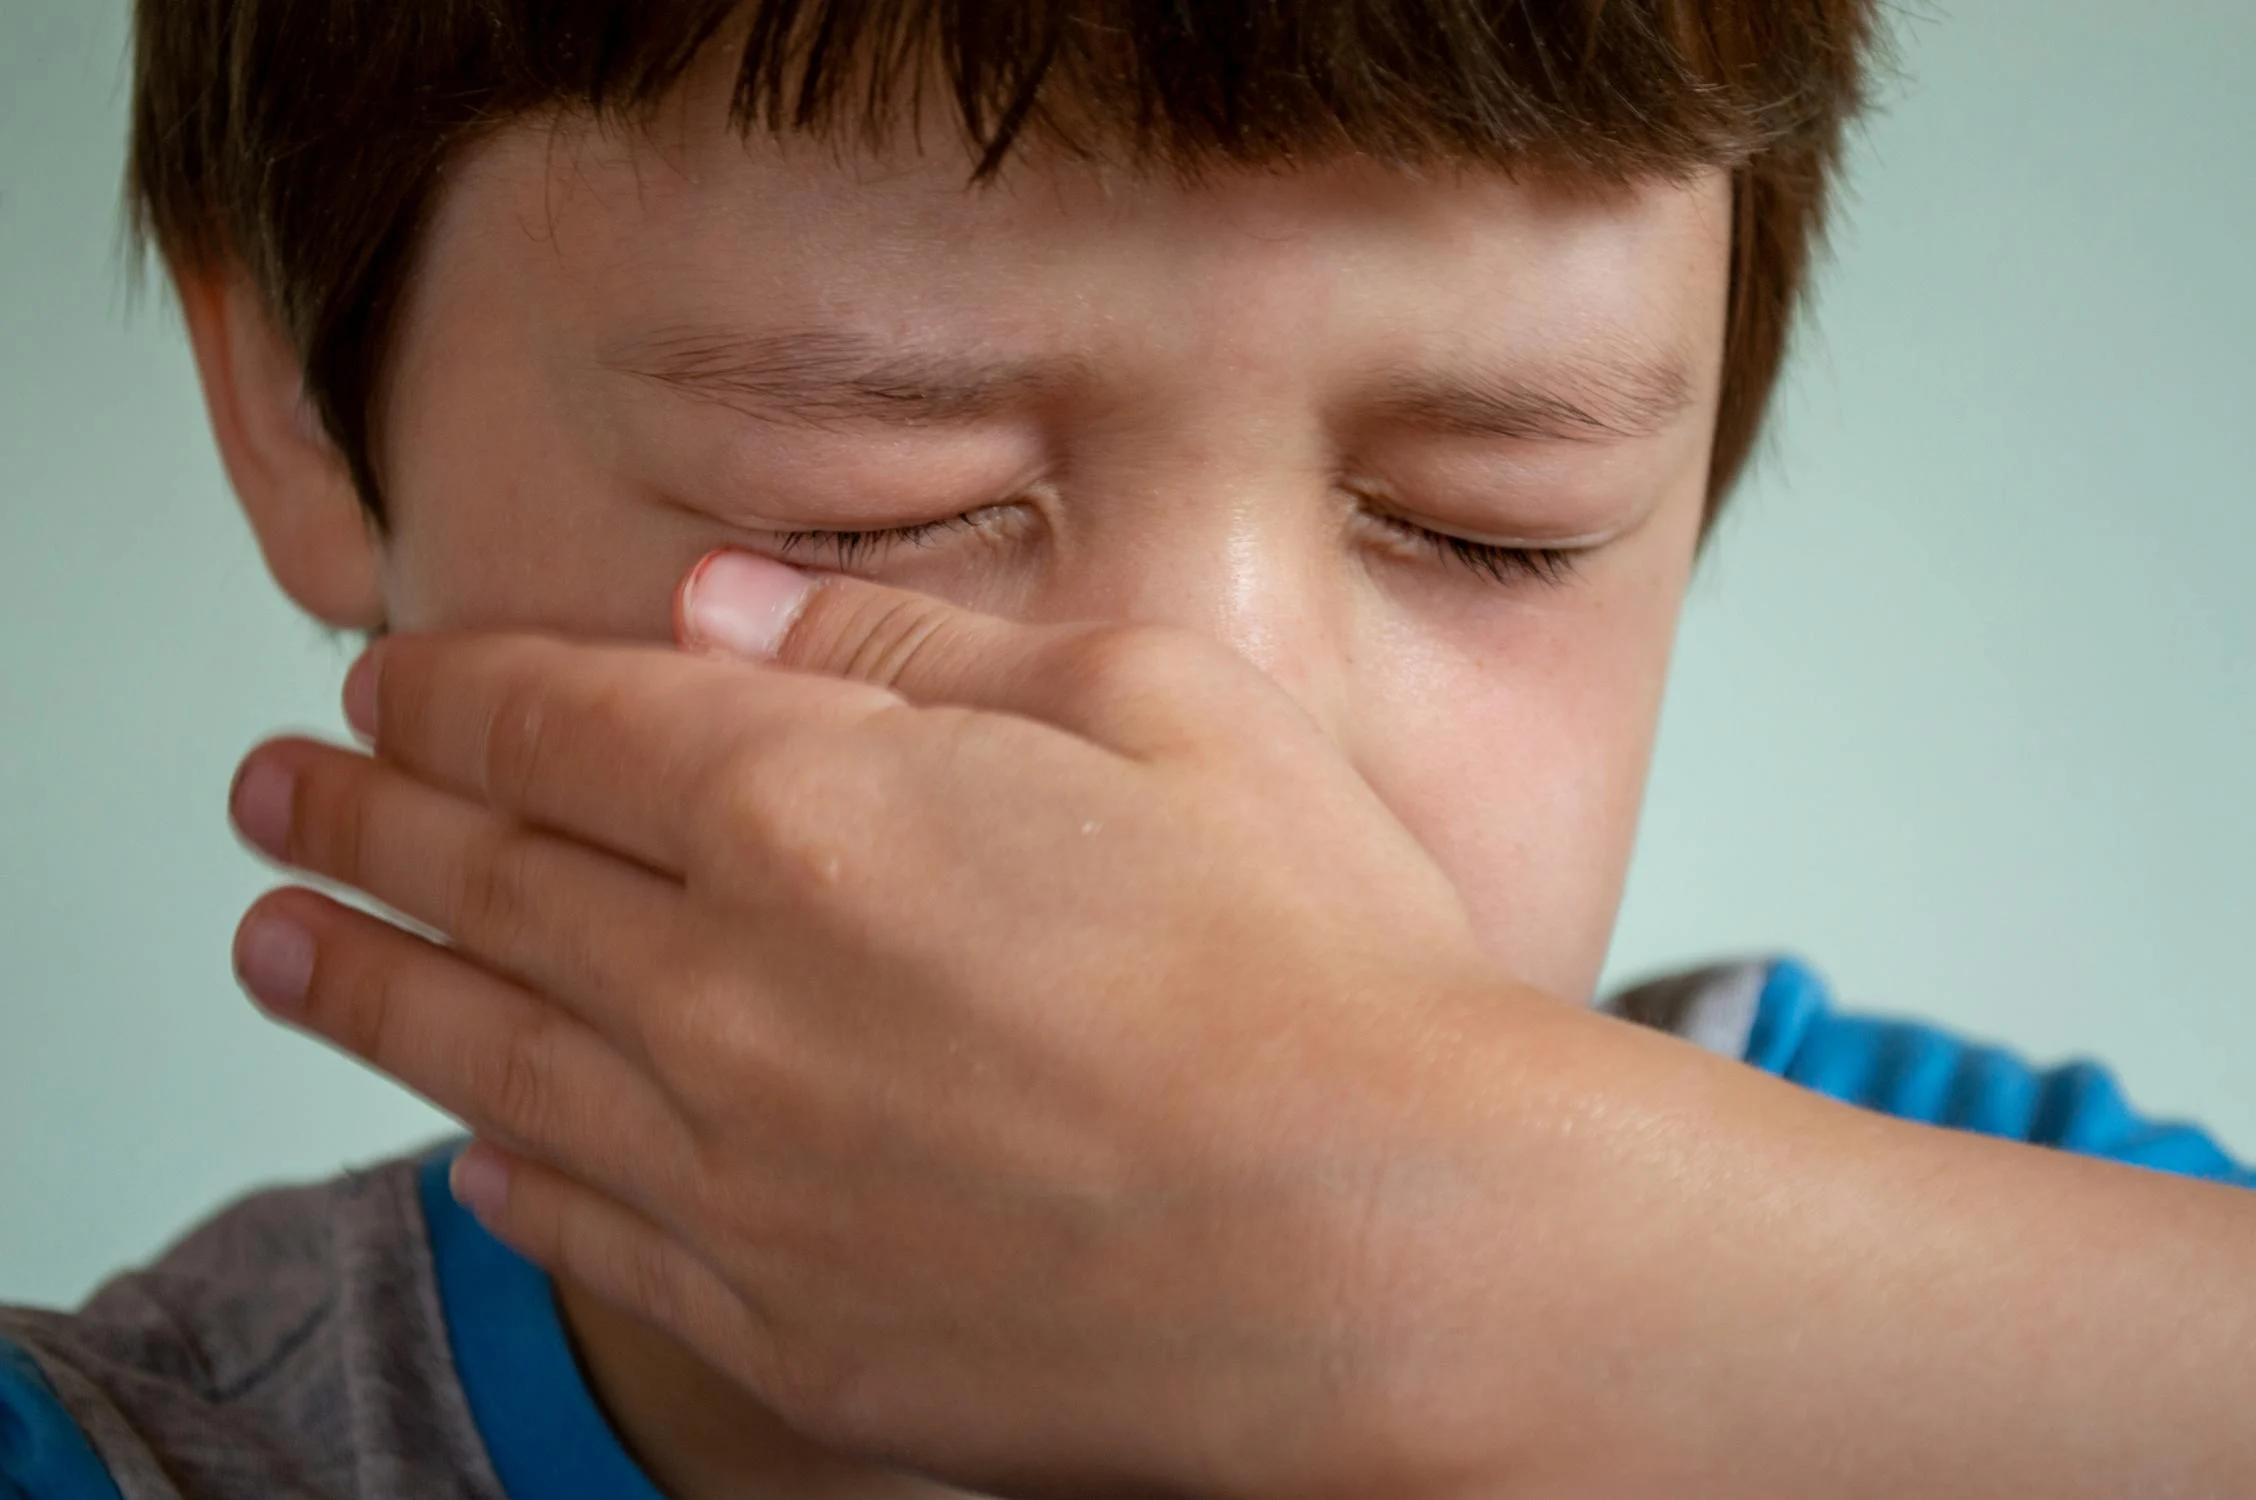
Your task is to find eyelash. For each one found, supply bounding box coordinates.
[770,507,1584,587]
[771,513,986,570]
[1362,512,1583,587]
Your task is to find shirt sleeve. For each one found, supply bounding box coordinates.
[1743,957,2256,1188]
[0,1339,126,1500]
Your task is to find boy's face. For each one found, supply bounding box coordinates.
[259,77,1732,1004]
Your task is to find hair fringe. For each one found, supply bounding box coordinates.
[128,0,1891,525]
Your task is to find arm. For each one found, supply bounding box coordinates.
[225,558,2256,1499]
[1404,1005,2256,1496]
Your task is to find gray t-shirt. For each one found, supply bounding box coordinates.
[1,1155,504,1500]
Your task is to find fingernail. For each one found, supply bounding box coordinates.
[236,908,315,1015]
[344,643,383,745]
[451,1145,511,1219]
[678,549,813,659]
[231,755,296,862]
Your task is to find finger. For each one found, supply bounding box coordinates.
[448,1142,787,1402]
[232,734,694,1057]
[678,548,1296,761]
[343,631,895,877]
[234,885,694,1205]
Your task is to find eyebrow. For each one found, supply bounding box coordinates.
[606,325,1697,443]
[602,328,1086,429]
[1360,355,1698,443]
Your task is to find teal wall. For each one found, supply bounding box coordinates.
[4,1,2252,1304]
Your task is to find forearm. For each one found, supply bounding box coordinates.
[1398,1011,2256,1498]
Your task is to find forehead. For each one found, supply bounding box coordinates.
[419,94,1734,400]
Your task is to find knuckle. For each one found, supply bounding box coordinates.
[289,756,373,882]
[309,929,407,1067]
[701,733,877,891]
[611,1232,691,1333]
[1061,624,1212,741]
[476,667,560,810]
[672,1000,782,1124]
[799,587,951,691]
[375,640,433,760]
[448,828,536,954]
[471,1015,560,1143]
[703,753,788,868]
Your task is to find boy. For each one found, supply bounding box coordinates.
[5,1,2254,1496]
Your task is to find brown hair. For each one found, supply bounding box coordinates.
[130,0,1886,529]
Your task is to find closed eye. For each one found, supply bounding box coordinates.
[767,506,1016,569]
[1361,511,1583,586]
[761,500,1586,587]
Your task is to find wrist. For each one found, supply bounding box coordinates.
[1290,995,1958,1498]
[1252,988,1649,1499]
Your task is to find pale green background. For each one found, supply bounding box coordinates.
[3,1,2251,1306]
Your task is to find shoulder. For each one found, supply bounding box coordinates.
[1605,957,2256,1187]
[1,1146,501,1500]
[14,1158,415,1395]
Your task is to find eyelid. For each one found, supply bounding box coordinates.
[766,499,1035,567]
[747,481,1618,594]
[1343,480,1623,552]
[1391,516,1618,551]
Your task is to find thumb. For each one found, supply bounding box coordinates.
[673,547,1266,758]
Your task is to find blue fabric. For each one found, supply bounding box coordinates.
[1746,957,2256,1186]
[417,1147,667,1500]
[0,1339,125,1500]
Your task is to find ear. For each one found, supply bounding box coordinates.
[177,266,387,631]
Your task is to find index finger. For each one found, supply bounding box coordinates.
[346,631,897,875]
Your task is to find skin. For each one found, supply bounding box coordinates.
[183,60,2256,1500]
[379,119,1716,1010]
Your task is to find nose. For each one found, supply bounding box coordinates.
[1033,472,1357,748]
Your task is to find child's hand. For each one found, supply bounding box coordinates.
[224,548,1584,1498]
[222,547,2256,1498]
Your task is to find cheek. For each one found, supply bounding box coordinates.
[1352,554,1692,1005]
[381,472,687,641]
[376,354,712,642]
[1371,673,1656,1002]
